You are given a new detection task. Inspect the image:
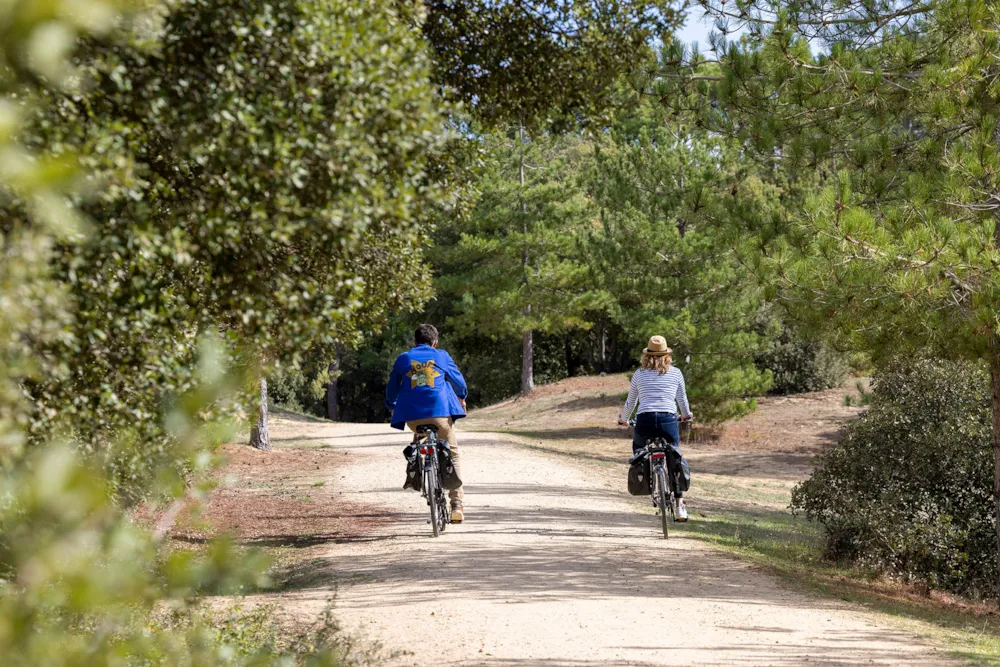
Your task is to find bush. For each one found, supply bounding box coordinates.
[791,360,996,598]
[270,359,335,417]
[754,312,848,394]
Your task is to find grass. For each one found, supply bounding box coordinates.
[674,475,1000,665]
[271,405,332,424]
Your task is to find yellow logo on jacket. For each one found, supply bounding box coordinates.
[408,360,441,388]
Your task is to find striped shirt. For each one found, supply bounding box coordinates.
[620,366,692,421]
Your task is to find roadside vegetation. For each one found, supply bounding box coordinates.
[681,479,1000,664]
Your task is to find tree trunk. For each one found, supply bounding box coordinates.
[600,324,607,373]
[564,335,575,377]
[992,348,1000,595]
[326,344,341,421]
[991,140,1000,594]
[249,377,271,451]
[521,323,534,394]
[518,120,534,395]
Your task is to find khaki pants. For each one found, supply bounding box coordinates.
[407,417,463,502]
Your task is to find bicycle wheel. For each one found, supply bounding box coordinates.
[427,467,440,538]
[667,469,678,523]
[437,490,448,533]
[655,466,669,539]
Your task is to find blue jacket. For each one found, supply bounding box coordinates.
[385,345,468,430]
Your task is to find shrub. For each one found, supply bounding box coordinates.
[791,360,996,598]
[754,312,848,394]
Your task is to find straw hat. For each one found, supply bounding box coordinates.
[643,335,672,356]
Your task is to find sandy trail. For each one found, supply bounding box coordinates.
[277,422,954,666]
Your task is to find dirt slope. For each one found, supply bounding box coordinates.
[258,381,957,666]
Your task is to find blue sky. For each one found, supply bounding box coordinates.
[674,10,748,50]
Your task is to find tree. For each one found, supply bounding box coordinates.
[0,2,356,663]
[668,0,1000,590]
[234,2,695,416]
[435,129,610,394]
[586,87,773,421]
[17,0,448,463]
[419,0,681,129]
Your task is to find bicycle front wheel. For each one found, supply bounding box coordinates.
[656,467,669,539]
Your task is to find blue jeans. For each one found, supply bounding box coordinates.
[632,411,683,498]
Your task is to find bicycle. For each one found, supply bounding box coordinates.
[412,424,450,537]
[628,418,689,539]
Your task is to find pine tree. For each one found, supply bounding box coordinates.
[586,91,773,421]
[435,128,610,394]
[668,0,1000,589]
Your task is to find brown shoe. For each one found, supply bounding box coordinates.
[451,501,464,523]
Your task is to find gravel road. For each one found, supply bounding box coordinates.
[279,422,955,666]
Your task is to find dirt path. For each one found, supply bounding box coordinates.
[269,419,957,666]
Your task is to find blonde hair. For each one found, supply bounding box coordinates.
[640,352,672,374]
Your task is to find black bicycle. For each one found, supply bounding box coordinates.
[413,424,449,537]
[629,419,689,539]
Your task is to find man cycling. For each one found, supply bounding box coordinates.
[386,324,468,523]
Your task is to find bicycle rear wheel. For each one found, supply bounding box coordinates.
[655,467,669,539]
[437,489,448,533]
[427,467,440,538]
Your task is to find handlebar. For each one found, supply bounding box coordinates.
[620,416,693,427]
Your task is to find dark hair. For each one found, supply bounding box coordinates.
[414,324,439,346]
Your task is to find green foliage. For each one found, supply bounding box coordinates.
[420,1,681,130]
[435,129,607,343]
[586,88,772,421]
[4,0,448,502]
[666,0,1000,367]
[0,342,354,666]
[269,361,333,417]
[304,93,790,420]
[792,361,996,598]
[271,318,413,422]
[754,309,848,395]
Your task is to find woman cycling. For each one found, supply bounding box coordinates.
[618,335,693,521]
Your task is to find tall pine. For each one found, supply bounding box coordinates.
[670,0,1000,588]
[435,128,609,394]
[587,89,773,421]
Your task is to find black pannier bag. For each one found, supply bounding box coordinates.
[437,441,462,491]
[402,444,422,491]
[627,451,652,496]
[668,444,691,493]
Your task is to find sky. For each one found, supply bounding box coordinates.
[674,9,749,50]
